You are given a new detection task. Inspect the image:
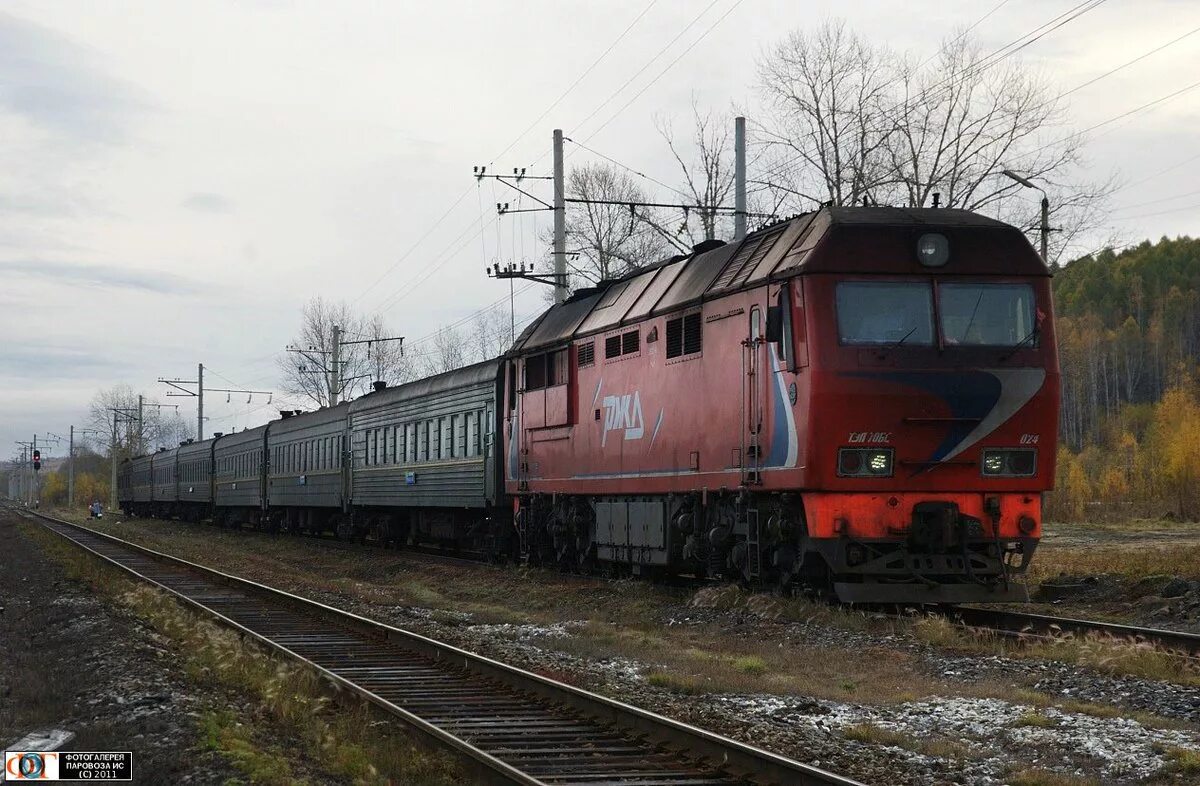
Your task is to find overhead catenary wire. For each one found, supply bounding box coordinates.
[1112,186,1200,212]
[566,137,694,202]
[578,0,747,146]
[911,0,1013,72]
[1052,24,1200,106]
[493,0,659,165]
[1121,151,1200,191]
[1008,77,1200,167]
[563,0,723,148]
[1111,200,1200,221]
[352,1,662,309]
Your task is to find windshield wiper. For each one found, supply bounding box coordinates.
[878,325,919,355]
[1001,327,1039,360]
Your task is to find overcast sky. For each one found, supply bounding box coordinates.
[3,0,1198,460]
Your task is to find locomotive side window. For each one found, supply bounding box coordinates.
[836,282,934,346]
[523,349,569,390]
[940,283,1036,346]
[525,354,547,389]
[776,286,795,369]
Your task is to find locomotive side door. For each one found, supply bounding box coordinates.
[484,404,496,501]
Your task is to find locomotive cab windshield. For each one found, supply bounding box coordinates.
[835,279,1039,351]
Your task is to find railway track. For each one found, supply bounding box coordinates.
[15,508,861,786]
[945,604,1200,659]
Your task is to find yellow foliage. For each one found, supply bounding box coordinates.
[40,472,67,505]
[1096,467,1128,503]
[1051,447,1091,522]
[1152,386,1200,518]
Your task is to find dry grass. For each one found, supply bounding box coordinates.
[1010,689,1191,732]
[912,615,1200,688]
[1163,746,1200,775]
[1004,768,1099,786]
[1030,541,1200,583]
[842,722,915,749]
[1017,710,1057,728]
[547,619,959,703]
[842,723,982,762]
[20,521,462,786]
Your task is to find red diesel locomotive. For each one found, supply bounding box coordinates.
[505,206,1059,603]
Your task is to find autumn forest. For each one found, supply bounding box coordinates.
[1050,235,1200,521]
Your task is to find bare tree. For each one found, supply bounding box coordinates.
[85,384,195,455]
[422,325,467,375]
[562,163,675,288]
[278,297,410,407]
[754,21,896,208]
[753,21,1114,264]
[471,306,515,362]
[887,36,1115,262]
[656,98,737,243]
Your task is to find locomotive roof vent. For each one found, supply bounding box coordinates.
[692,238,725,254]
[213,431,224,438]
[280,410,293,419]
[917,233,950,267]
[372,380,387,392]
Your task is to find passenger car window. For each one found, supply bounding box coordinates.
[836,282,934,346]
[940,283,1036,346]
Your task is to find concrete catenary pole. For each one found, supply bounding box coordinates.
[734,116,747,240]
[137,394,144,453]
[68,425,74,508]
[331,324,342,406]
[197,363,205,440]
[552,128,568,304]
[1040,195,1050,265]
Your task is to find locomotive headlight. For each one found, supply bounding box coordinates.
[917,233,950,267]
[981,448,1037,477]
[839,448,894,477]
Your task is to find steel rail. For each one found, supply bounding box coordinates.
[17,508,862,786]
[947,604,1200,658]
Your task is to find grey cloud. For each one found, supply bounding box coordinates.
[0,259,205,295]
[182,192,235,213]
[0,345,131,380]
[0,11,149,144]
